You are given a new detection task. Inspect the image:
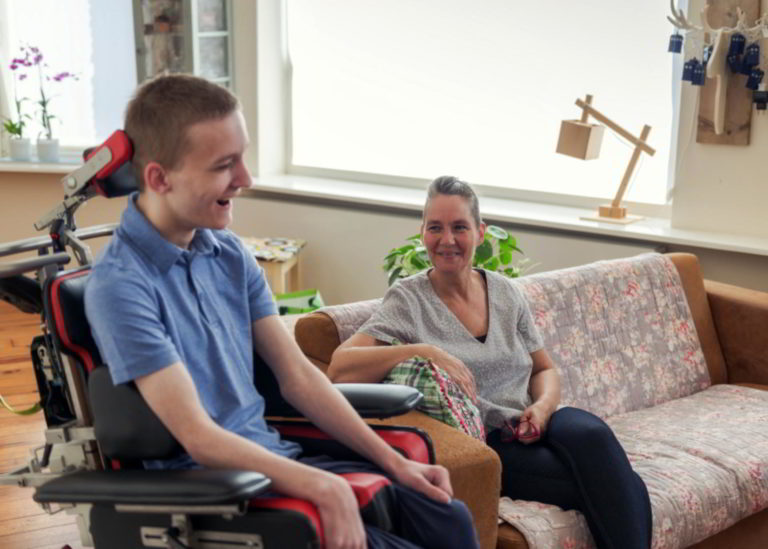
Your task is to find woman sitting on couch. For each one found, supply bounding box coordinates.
[328,175,652,549]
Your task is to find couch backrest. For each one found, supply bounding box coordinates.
[513,253,711,417]
[296,253,724,417]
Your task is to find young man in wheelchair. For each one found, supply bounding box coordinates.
[83,74,479,549]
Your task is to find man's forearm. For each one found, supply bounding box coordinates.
[252,316,408,473]
[284,364,406,474]
[189,419,343,502]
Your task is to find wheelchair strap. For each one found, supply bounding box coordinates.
[0,392,41,416]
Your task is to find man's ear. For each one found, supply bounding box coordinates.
[143,161,171,194]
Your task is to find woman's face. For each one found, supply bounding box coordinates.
[421,194,485,275]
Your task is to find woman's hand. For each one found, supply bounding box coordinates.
[517,401,554,444]
[424,345,477,402]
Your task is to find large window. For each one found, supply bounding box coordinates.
[287,0,674,204]
[0,0,136,149]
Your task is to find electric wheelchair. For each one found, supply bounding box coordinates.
[0,132,434,548]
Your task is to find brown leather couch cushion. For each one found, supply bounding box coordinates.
[294,312,339,373]
[704,279,768,386]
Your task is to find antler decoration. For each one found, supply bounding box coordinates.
[667,0,700,31]
[668,1,768,134]
[668,1,753,35]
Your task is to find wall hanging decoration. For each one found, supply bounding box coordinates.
[668,0,764,145]
[556,95,656,225]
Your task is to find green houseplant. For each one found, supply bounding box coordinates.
[382,225,532,286]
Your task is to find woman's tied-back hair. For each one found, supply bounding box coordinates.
[425,175,483,227]
[124,74,239,191]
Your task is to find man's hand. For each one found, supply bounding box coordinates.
[313,472,368,549]
[426,345,477,402]
[517,401,554,444]
[389,458,453,504]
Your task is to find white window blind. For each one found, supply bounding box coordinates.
[287,0,673,204]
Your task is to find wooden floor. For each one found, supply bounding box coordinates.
[0,301,83,549]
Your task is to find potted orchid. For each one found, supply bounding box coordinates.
[3,51,33,160]
[4,45,77,162]
[28,45,77,162]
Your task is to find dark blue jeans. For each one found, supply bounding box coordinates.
[301,455,480,549]
[487,407,652,549]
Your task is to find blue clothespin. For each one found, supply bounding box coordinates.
[692,62,707,86]
[703,45,714,66]
[727,54,742,73]
[754,89,768,110]
[739,58,757,75]
[728,33,746,56]
[744,43,760,66]
[682,58,698,81]
[746,69,764,90]
[668,33,684,53]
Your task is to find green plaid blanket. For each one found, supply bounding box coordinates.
[383,355,485,441]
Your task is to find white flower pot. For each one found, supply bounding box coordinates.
[9,137,32,161]
[36,138,60,163]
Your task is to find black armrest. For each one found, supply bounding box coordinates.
[34,469,270,505]
[255,350,422,419]
[265,383,422,419]
[334,383,423,418]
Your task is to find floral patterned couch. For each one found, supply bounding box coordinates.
[292,253,768,549]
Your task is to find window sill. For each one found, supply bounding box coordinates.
[0,155,81,175]
[242,175,768,258]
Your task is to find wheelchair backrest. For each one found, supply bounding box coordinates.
[43,267,183,462]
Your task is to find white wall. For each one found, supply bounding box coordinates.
[230,195,768,305]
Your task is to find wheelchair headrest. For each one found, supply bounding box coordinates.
[44,267,102,372]
[83,140,138,199]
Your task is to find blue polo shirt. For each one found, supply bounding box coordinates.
[85,194,301,468]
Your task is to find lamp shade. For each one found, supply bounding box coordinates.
[556,120,605,160]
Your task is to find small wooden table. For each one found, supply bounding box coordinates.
[240,237,306,294]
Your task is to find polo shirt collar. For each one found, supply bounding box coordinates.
[119,193,221,273]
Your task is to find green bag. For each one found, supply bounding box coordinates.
[274,288,325,315]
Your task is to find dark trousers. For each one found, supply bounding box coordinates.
[301,455,480,549]
[487,407,652,549]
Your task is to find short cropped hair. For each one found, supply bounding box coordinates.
[124,74,239,191]
[424,175,482,227]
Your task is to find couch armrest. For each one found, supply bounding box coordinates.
[370,411,501,549]
[294,312,340,370]
[705,279,768,385]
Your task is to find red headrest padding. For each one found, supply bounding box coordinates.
[85,130,134,196]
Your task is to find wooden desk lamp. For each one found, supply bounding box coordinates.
[556,94,656,224]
